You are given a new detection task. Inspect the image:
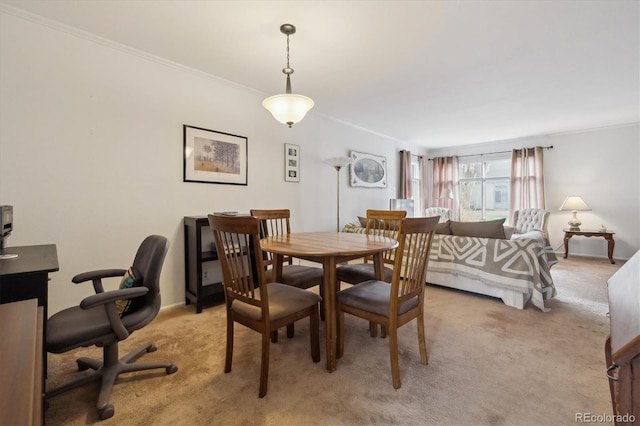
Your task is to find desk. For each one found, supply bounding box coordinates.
[563,229,615,264]
[0,299,44,425]
[0,244,58,402]
[0,244,59,310]
[260,232,398,372]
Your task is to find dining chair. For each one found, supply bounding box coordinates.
[336,216,439,389]
[250,208,325,328]
[208,214,321,398]
[336,209,406,337]
[336,209,406,285]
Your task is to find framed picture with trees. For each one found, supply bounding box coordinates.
[183,125,248,185]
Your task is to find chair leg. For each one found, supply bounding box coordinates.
[319,298,326,321]
[259,331,270,398]
[225,314,234,373]
[47,341,177,421]
[336,309,345,359]
[286,323,294,338]
[369,321,378,337]
[388,326,401,389]
[319,281,329,321]
[45,369,102,399]
[271,330,278,343]
[417,312,428,365]
[310,306,320,363]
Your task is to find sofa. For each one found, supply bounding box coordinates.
[342,218,558,311]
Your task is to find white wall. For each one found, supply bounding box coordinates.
[0,10,416,315]
[4,10,635,317]
[427,124,640,261]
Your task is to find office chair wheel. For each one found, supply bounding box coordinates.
[147,344,158,353]
[98,404,115,420]
[166,364,178,374]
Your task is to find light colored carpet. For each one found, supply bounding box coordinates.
[44,256,620,425]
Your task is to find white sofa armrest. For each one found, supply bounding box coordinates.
[503,225,514,240]
[510,230,546,241]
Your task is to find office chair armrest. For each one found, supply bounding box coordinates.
[78,287,148,341]
[73,268,128,294]
[72,269,128,284]
[79,287,149,310]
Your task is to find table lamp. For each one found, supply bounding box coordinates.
[559,196,591,230]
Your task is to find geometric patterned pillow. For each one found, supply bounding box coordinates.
[115,267,140,317]
[449,218,506,239]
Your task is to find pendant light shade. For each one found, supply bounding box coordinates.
[262,93,314,127]
[263,24,314,128]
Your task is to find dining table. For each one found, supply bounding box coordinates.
[260,231,398,372]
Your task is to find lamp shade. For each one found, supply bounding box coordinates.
[325,156,353,169]
[262,94,314,127]
[559,196,591,211]
[440,188,455,200]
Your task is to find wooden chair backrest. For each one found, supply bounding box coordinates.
[364,209,407,264]
[390,216,439,309]
[208,214,268,316]
[250,209,293,267]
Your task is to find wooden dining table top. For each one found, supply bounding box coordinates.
[260,231,398,258]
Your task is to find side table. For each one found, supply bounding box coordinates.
[563,229,615,264]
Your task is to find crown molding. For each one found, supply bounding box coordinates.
[0,3,264,95]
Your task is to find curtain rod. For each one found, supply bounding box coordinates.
[428,145,553,161]
[399,150,423,159]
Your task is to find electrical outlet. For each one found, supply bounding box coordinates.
[203,271,208,280]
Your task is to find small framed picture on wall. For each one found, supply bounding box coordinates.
[284,143,300,182]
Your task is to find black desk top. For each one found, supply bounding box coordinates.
[0,244,59,277]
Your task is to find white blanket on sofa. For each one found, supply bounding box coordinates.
[428,235,558,311]
[341,223,558,311]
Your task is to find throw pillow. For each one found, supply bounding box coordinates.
[116,267,143,317]
[435,220,452,235]
[358,216,367,227]
[449,218,506,239]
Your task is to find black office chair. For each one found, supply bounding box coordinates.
[45,235,177,420]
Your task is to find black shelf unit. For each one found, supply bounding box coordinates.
[183,216,224,313]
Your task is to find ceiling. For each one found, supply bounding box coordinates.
[2,0,638,148]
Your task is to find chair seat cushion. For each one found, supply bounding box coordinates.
[337,280,418,317]
[231,283,321,321]
[336,263,393,284]
[265,265,323,289]
[47,305,115,353]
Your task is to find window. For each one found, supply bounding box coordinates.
[458,155,510,221]
[411,156,421,217]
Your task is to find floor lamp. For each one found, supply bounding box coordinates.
[326,157,352,232]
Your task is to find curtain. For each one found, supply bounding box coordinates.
[419,155,429,216]
[432,156,458,219]
[509,146,546,218]
[399,150,412,199]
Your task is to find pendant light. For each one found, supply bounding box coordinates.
[262,24,314,128]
